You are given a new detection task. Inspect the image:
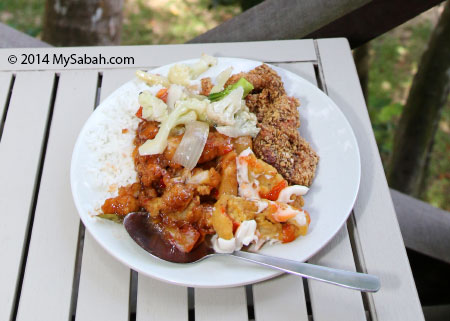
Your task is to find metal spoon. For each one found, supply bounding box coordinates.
[124,212,380,292]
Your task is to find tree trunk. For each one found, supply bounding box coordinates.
[42,0,124,46]
[353,42,370,103]
[388,1,450,196]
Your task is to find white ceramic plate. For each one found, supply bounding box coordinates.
[71,57,360,288]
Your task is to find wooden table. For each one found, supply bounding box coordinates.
[0,39,424,321]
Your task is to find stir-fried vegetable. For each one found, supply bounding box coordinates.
[168,54,218,86]
[138,91,168,122]
[207,87,244,126]
[97,213,123,223]
[167,84,185,111]
[138,98,209,155]
[156,88,169,103]
[172,121,210,170]
[190,54,218,79]
[216,106,260,138]
[208,78,254,102]
[136,70,170,87]
[210,67,233,94]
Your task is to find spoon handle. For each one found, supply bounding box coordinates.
[231,251,380,292]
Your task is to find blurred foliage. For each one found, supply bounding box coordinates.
[0,1,448,210]
[122,0,240,45]
[0,0,43,37]
[367,14,450,210]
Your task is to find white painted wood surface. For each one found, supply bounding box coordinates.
[316,38,424,321]
[15,70,98,321]
[253,275,309,321]
[75,69,133,321]
[308,227,367,321]
[0,39,425,321]
[76,232,131,321]
[0,39,317,71]
[136,275,188,321]
[195,288,248,321]
[0,71,54,321]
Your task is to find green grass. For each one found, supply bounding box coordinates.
[1,1,448,210]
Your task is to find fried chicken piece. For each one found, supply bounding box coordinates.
[225,64,286,95]
[229,64,318,186]
[101,183,141,216]
[200,77,213,96]
[246,90,300,128]
[253,125,318,186]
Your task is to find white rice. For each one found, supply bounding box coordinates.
[84,78,162,213]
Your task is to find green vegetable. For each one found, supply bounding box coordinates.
[97,213,124,223]
[208,78,254,102]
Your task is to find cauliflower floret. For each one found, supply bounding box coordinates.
[190,54,218,79]
[216,106,260,138]
[168,64,191,86]
[138,91,168,122]
[168,54,218,86]
[206,87,244,126]
[136,70,170,87]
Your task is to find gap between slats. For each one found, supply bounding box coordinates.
[0,74,15,143]
[10,73,60,321]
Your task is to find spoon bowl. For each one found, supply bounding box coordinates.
[124,212,380,292]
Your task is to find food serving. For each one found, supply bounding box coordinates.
[93,55,319,255]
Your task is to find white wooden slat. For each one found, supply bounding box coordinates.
[195,287,248,321]
[253,275,308,321]
[278,62,366,320]
[76,232,131,321]
[308,226,367,321]
[0,72,12,128]
[0,39,317,71]
[136,275,188,321]
[0,71,54,321]
[15,70,97,321]
[317,38,424,321]
[250,62,315,321]
[75,69,135,321]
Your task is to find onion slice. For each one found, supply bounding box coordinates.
[172,121,209,170]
